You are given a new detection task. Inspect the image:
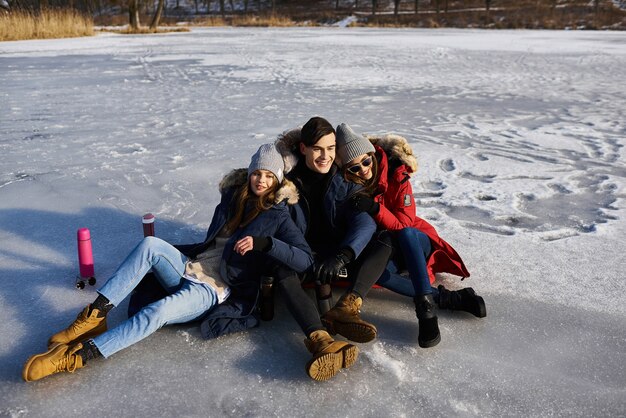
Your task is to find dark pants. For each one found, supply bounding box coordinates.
[348,230,394,298]
[273,265,324,336]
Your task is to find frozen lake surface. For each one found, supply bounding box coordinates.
[1,28,625,417]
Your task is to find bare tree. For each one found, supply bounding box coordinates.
[150,0,165,30]
[415,0,418,14]
[219,0,224,17]
[485,0,491,12]
[128,0,140,30]
[372,0,377,15]
[393,0,400,16]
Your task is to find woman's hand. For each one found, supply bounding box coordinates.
[351,195,380,216]
[234,236,271,255]
[234,236,254,255]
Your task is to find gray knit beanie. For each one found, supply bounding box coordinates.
[336,123,375,167]
[248,143,285,182]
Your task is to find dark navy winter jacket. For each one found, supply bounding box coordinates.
[176,184,313,291]
[287,164,376,260]
[128,173,312,339]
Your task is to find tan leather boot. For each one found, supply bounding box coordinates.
[321,292,377,343]
[23,343,84,382]
[304,330,359,381]
[48,305,107,349]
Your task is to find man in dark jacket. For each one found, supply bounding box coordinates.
[277,117,379,343]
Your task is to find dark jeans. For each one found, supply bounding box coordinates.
[376,227,439,299]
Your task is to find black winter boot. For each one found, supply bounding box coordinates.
[437,285,486,318]
[414,294,441,348]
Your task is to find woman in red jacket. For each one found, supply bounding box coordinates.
[335,123,486,348]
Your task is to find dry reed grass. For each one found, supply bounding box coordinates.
[194,14,296,27]
[117,26,191,34]
[232,14,296,27]
[0,9,94,42]
[193,16,228,27]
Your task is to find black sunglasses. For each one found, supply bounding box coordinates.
[346,156,373,174]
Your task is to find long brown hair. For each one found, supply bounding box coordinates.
[342,152,379,197]
[224,174,280,234]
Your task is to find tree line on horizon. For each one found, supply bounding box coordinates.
[1,0,620,32]
[3,0,615,15]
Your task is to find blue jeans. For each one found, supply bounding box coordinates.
[376,227,439,300]
[92,237,218,358]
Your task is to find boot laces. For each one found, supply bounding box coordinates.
[306,331,334,354]
[55,349,79,373]
[71,310,99,333]
[342,293,361,315]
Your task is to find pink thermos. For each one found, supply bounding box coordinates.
[77,228,95,278]
[142,213,155,237]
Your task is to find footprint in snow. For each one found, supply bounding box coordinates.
[439,158,456,172]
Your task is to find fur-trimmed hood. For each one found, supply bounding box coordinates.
[274,127,302,175]
[366,133,418,174]
[218,168,299,205]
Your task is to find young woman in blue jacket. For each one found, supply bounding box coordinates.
[23,144,357,382]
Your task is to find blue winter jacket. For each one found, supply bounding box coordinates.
[178,188,312,290]
[176,173,313,291]
[128,170,312,339]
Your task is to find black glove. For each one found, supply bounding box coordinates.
[352,195,380,216]
[252,236,272,252]
[314,252,351,285]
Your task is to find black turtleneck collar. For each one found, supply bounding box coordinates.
[294,158,327,180]
[289,158,338,253]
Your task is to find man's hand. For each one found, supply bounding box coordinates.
[314,252,351,284]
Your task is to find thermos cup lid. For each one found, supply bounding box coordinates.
[142,213,155,224]
[77,228,91,241]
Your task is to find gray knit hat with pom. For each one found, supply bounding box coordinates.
[248,143,285,182]
[336,123,375,167]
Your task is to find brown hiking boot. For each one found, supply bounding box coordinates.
[304,330,359,381]
[321,292,377,343]
[23,343,84,382]
[48,305,107,349]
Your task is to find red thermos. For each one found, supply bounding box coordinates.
[142,213,155,237]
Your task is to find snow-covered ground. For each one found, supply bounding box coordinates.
[1,28,625,417]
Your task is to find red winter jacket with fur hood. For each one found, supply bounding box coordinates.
[367,134,470,284]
